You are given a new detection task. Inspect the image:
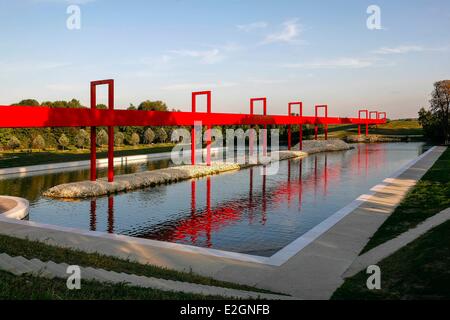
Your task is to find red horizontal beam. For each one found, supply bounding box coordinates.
[0,106,386,128]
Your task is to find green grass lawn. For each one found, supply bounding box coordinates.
[332,220,450,300]
[362,147,450,253]
[0,143,175,169]
[333,146,450,300]
[0,233,275,295]
[0,269,226,300]
[326,119,423,139]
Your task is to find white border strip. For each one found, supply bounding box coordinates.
[0,146,438,267]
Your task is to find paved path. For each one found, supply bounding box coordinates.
[0,252,291,300]
[0,146,446,299]
[343,207,450,278]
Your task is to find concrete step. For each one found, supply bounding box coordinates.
[44,261,68,278]
[28,258,46,270]
[10,256,34,275]
[15,256,41,275]
[0,254,19,275]
[82,267,112,282]
[29,258,54,278]
[0,254,29,276]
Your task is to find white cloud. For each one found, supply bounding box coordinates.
[373,45,449,55]
[169,43,239,64]
[283,58,375,69]
[32,0,95,4]
[161,82,238,91]
[262,19,303,44]
[373,45,425,55]
[237,21,268,32]
[0,61,71,73]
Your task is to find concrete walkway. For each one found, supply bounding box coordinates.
[0,252,291,300]
[343,207,450,278]
[0,146,445,299]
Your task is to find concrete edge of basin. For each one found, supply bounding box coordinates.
[0,196,29,220]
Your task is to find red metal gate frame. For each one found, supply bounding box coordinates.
[0,79,386,183]
[90,79,114,182]
[358,109,369,136]
[191,91,212,166]
[288,102,303,150]
[315,105,328,140]
[250,97,267,156]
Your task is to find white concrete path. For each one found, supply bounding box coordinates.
[343,207,450,278]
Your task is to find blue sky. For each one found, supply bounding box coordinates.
[0,0,449,118]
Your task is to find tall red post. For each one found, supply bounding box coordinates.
[288,102,303,150]
[192,91,212,166]
[90,80,114,182]
[250,98,267,156]
[107,81,114,182]
[358,109,368,137]
[90,84,97,181]
[191,94,196,165]
[315,105,328,140]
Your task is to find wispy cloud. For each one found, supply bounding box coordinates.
[161,81,238,91]
[0,61,71,73]
[283,57,376,69]
[373,45,425,55]
[373,45,450,55]
[262,18,303,44]
[32,0,95,4]
[168,43,239,64]
[169,49,224,64]
[237,21,268,32]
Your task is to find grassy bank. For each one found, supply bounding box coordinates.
[362,147,450,252]
[0,233,273,295]
[0,143,175,169]
[332,146,450,300]
[0,269,225,300]
[326,119,423,139]
[332,219,450,300]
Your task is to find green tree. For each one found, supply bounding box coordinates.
[75,129,90,149]
[11,99,40,106]
[138,100,168,111]
[32,135,46,151]
[7,136,21,151]
[96,129,108,147]
[419,80,450,144]
[129,132,140,146]
[143,128,155,144]
[155,128,168,143]
[58,134,70,150]
[115,132,125,147]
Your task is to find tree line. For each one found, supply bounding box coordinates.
[419,80,450,145]
[0,99,177,152]
[0,98,316,152]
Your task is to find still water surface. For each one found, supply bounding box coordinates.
[0,143,424,256]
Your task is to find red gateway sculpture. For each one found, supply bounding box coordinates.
[0,79,386,183]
